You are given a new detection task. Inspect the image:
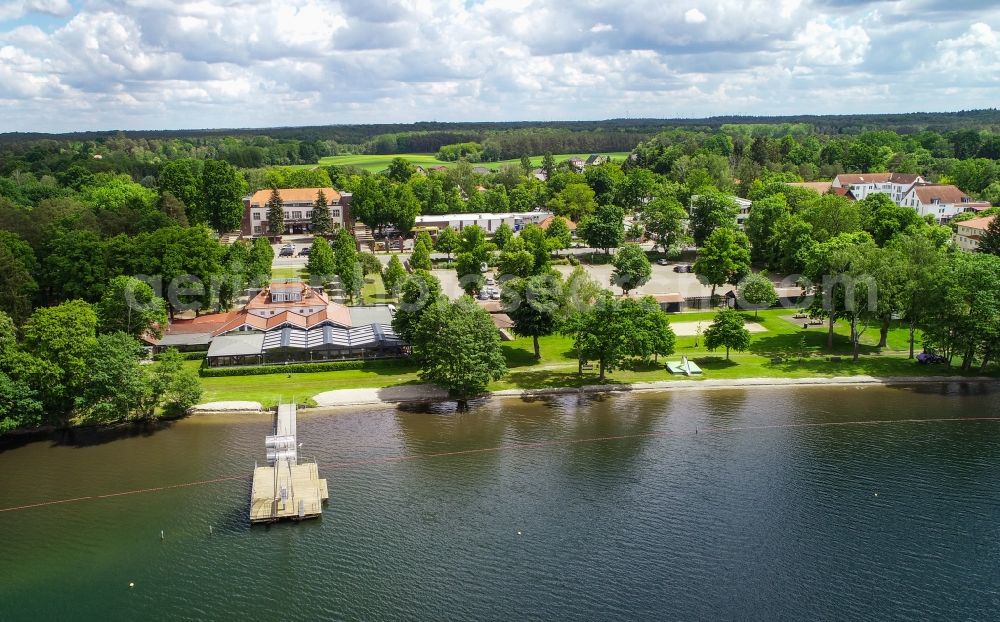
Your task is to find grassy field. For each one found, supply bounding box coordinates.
[285,152,632,173]
[189,308,991,407]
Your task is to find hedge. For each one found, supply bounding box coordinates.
[199,357,414,377]
[153,350,208,361]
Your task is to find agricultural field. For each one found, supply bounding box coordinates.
[286,152,631,172]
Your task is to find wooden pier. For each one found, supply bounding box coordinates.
[249,404,328,523]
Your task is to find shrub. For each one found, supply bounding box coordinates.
[199,357,412,377]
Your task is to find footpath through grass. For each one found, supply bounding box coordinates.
[190,309,992,406]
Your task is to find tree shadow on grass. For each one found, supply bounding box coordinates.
[501,344,541,368]
[504,369,628,390]
[749,329,880,358]
[692,355,739,370]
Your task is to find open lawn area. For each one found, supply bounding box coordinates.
[184,308,994,406]
[284,152,631,173]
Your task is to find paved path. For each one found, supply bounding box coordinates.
[312,384,449,407]
[189,401,264,412]
[669,320,766,336]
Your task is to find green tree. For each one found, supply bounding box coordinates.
[358,252,383,277]
[158,191,189,227]
[307,237,337,282]
[248,236,274,286]
[611,242,651,295]
[623,297,676,364]
[411,239,432,271]
[541,152,556,181]
[200,159,246,232]
[74,332,152,424]
[745,194,790,262]
[502,273,563,359]
[703,308,751,360]
[382,255,406,297]
[266,187,284,235]
[889,230,947,358]
[693,227,752,297]
[391,184,421,233]
[435,226,460,259]
[547,182,597,221]
[392,270,443,343]
[0,371,44,433]
[689,191,738,245]
[22,300,98,394]
[545,216,572,256]
[859,193,923,245]
[39,229,107,303]
[737,272,778,318]
[0,233,37,323]
[412,297,507,403]
[801,194,861,242]
[150,348,203,418]
[978,216,1000,256]
[561,292,634,380]
[492,222,514,251]
[769,213,814,273]
[95,276,169,339]
[520,154,533,177]
[578,204,625,254]
[310,189,334,234]
[519,224,552,273]
[497,237,535,278]
[640,196,688,254]
[386,157,417,183]
[158,159,202,222]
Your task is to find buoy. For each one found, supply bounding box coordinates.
[874,492,878,497]
[209,525,213,535]
[517,531,522,535]
[160,530,164,541]
[129,582,134,588]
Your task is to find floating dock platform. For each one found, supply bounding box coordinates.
[249,404,328,523]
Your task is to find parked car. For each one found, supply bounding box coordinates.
[278,247,294,257]
[686,265,694,273]
[477,289,490,301]
[479,262,489,273]
[917,351,948,365]
[657,258,669,266]
[490,288,501,300]
[485,276,496,286]
[297,246,311,256]
[673,264,688,273]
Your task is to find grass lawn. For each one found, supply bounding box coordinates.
[361,272,396,305]
[185,308,992,405]
[271,266,306,279]
[283,152,631,173]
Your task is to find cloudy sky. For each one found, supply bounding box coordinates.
[0,0,997,132]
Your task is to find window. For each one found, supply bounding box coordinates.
[306,211,313,219]
[253,225,262,234]
[292,211,302,220]
[253,212,261,220]
[284,212,291,219]
[331,209,340,218]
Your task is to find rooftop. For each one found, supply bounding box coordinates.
[248,187,342,206]
[956,215,997,231]
[911,184,971,205]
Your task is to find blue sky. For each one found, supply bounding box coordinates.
[0,0,997,133]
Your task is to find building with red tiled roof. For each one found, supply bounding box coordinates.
[832,172,925,203]
[154,281,405,366]
[240,187,351,237]
[953,215,997,252]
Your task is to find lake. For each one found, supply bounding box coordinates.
[1,383,999,620]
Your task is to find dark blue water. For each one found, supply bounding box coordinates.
[1,384,999,620]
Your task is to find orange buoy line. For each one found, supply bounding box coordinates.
[2,416,999,514]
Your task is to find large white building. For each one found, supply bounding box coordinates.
[832,173,990,223]
[831,173,925,202]
[899,184,991,222]
[414,211,553,234]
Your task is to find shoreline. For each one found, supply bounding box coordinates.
[188,375,1000,415]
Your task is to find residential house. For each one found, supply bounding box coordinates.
[568,158,585,172]
[953,215,997,252]
[240,187,351,237]
[585,154,607,167]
